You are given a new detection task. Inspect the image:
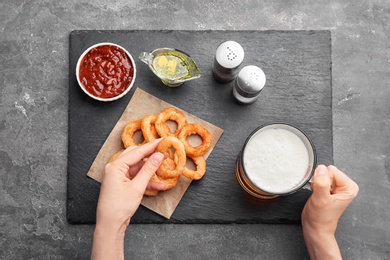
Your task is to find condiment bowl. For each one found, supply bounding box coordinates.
[76,42,136,102]
[139,48,201,87]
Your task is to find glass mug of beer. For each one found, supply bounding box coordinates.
[235,123,317,199]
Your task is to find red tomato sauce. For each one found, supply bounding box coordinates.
[78,45,134,98]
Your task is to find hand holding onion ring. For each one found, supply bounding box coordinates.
[118,107,213,196]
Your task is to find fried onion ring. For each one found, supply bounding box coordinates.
[121,119,144,148]
[115,108,213,197]
[151,173,180,190]
[141,114,160,142]
[144,157,180,196]
[144,174,179,196]
[155,107,187,137]
[182,155,206,180]
[156,136,186,178]
[177,123,212,157]
[108,149,125,163]
[144,189,159,197]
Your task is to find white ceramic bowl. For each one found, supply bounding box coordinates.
[76,42,136,102]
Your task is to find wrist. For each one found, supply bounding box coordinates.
[94,221,127,237]
[91,222,127,260]
[302,225,341,260]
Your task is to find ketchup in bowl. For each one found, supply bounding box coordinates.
[76,43,136,101]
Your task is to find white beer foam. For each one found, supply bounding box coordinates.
[243,128,309,194]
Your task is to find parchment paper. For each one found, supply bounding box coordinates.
[87,88,224,219]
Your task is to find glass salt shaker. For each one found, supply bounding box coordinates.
[212,41,245,83]
[233,65,266,104]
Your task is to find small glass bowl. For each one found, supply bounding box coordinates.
[139,48,201,87]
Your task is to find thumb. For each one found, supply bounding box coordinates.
[132,152,164,190]
[311,165,332,199]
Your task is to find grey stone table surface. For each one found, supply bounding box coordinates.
[0,0,389,259]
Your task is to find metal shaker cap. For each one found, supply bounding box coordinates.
[215,41,245,69]
[235,65,266,98]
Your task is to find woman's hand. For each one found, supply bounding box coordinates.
[301,165,359,259]
[91,139,166,260]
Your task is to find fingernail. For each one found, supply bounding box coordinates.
[151,152,164,166]
[316,165,327,175]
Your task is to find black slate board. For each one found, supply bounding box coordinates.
[67,30,333,224]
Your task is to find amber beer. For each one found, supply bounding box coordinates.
[235,123,317,199]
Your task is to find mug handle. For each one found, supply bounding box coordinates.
[301,177,336,193]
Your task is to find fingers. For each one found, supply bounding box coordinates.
[311,165,332,199]
[311,165,359,202]
[115,138,162,166]
[327,165,359,199]
[127,160,146,178]
[146,181,168,191]
[132,152,164,191]
[328,165,353,188]
[126,149,170,179]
